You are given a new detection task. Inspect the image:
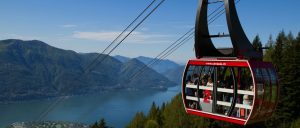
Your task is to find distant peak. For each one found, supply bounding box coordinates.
[137,56,150,59]
[0,39,48,46]
[113,55,131,63]
[127,58,143,64]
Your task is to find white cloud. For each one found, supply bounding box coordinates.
[72,31,173,44]
[0,33,41,40]
[61,24,77,28]
[140,27,149,31]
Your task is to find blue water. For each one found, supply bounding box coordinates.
[0,86,180,128]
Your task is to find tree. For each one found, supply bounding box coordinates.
[271,31,286,70]
[160,102,166,113]
[148,102,159,120]
[265,31,300,128]
[156,106,164,126]
[252,35,263,55]
[90,118,110,128]
[275,31,299,127]
[144,120,159,128]
[91,122,99,128]
[297,32,300,41]
[264,35,274,62]
[283,31,300,127]
[127,112,146,128]
[265,31,287,128]
[99,118,109,128]
[162,94,193,128]
[284,32,295,49]
[147,102,164,126]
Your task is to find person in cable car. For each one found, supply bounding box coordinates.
[207,77,213,87]
[192,74,200,85]
[186,75,193,85]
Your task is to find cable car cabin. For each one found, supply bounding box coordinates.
[182,58,279,125]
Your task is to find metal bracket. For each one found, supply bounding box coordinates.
[194,0,263,60]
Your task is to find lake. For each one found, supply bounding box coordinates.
[0,86,180,128]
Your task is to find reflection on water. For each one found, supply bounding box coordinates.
[0,86,180,128]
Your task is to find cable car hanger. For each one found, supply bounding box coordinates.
[182,0,279,126]
[195,0,263,60]
[207,0,224,4]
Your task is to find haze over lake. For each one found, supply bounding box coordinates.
[0,86,180,128]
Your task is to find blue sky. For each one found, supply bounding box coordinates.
[0,0,300,63]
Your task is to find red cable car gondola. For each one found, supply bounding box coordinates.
[182,58,279,125]
[182,0,279,125]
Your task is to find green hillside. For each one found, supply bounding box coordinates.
[0,39,174,102]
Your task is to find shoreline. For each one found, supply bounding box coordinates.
[0,86,170,105]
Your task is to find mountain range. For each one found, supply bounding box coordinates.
[114,55,185,84]
[0,39,177,102]
[114,55,180,74]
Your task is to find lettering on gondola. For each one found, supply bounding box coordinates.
[205,62,226,66]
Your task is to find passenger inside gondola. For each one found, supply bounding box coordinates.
[192,74,200,85]
[185,75,199,109]
[240,85,254,118]
[201,75,213,112]
[184,65,259,118]
[207,77,213,87]
[185,75,193,96]
[203,76,213,102]
[186,75,193,84]
[224,75,234,89]
[203,89,211,103]
[200,80,206,86]
[244,85,254,105]
[190,102,198,109]
[202,73,209,82]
